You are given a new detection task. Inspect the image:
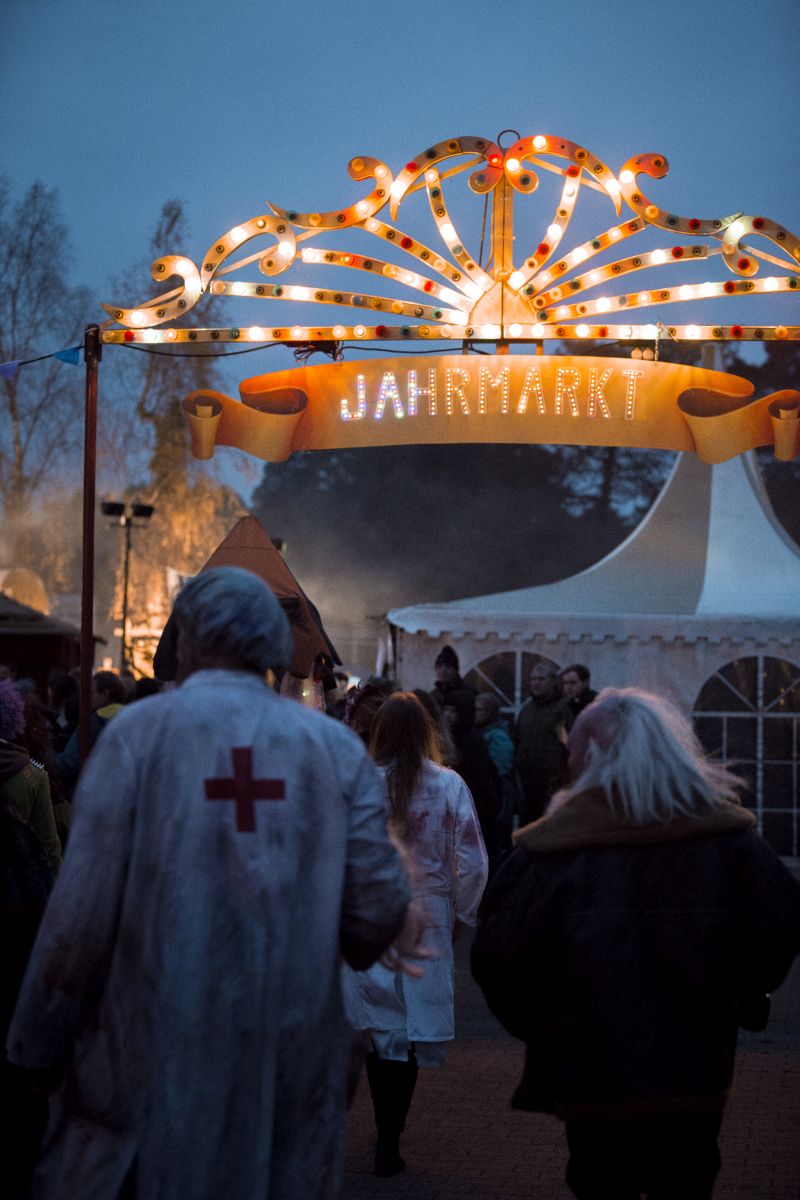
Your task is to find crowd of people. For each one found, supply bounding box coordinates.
[2,568,800,1200]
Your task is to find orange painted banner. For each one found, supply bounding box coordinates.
[184,355,800,465]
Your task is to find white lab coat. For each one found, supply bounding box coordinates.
[343,760,488,1055]
[7,670,409,1200]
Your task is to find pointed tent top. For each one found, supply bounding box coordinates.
[388,451,800,636]
[154,515,338,679]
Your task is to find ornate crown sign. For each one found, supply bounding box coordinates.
[100,133,800,464]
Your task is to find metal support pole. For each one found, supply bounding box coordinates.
[79,324,102,766]
[120,516,131,671]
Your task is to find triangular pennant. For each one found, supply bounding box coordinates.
[53,346,82,366]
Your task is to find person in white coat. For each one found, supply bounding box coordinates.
[6,567,414,1200]
[343,691,488,1176]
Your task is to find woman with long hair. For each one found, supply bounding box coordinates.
[472,688,800,1200]
[344,692,488,1176]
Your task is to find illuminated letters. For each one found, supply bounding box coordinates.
[407,368,437,417]
[445,368,471,416]
[478,366,510,415]
[375,371,404,420]
[340,374,367,421]
[555,368,581,417]
[622,369,644,420]
[517,368,547,416]
[587,368,612,419]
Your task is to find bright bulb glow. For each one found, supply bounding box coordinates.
[650,250,667,265]
[452,312,469,326]
[572,247,588,264]
[531,323,545,337]
[539,272,552,286]
[576,324,590,337]
[141,329,158,343]
[434,257,447,272]
[463,281,483,300]
[129,310,146,326]
[679,286,694,300]
[290,286,306,300]
[763,276,780,292]
[354,325,367,337]
[557,306,569,318]
[728,220,745,240]
[229,226,248,245]
[166,329,177,341]
[482,325,501,338]
[278,241,293,259]
[508,271,526,290]
[609,228,621,240]
[506,157,520,172]
[606,180,621,198]
[248,326,266,340]
[356,201,370,216]
[547,223,562,241]
[425,169,438,183]
[374,165,388,178]
[383,264,397,277]
[366,218,380,233]
[643,324,658,338]
[509,323,523,336]
[620,169,635,184]
[685,324,701,339]
[589,270,602,284]
[231,282,247,296]
[637,292,651,305]
[533,135,546,150]
[390,180,404,199]
[440,222,456,242]
[291,327,304,338]
[700,282,716,297]
[403,272,416,285]
[597,297,611,313]
[301,249,321,263]
[333,325,346,338]
[565,187,576,198]
[174,258,193,275]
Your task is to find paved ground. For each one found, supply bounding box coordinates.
[342,863,800,1200]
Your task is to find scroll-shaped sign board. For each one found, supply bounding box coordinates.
[184,355,800,466]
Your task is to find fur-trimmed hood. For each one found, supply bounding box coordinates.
[513,787,755,854]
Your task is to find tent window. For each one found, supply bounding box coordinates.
[464,651,561,720]
[692,655,800,856]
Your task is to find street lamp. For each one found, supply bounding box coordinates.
[101,500,156,671]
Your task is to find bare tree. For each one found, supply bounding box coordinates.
[0,178,90,558]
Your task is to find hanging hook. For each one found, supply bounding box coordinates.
[496,129,521,151]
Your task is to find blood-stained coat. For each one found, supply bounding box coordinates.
[343,761,487,1050]
[7,670,410,1200]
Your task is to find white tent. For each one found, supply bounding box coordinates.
[388,451,800,855]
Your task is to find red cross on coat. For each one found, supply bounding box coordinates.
[204,746,285,832]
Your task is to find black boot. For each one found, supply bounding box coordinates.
[365,1050,419,1177]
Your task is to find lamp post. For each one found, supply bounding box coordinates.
[101,501,155,671]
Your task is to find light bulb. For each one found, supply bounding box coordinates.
[508,271,525,290]
[333,325,346,338]
[763,277,779,292]
[572,247,588,264]
[597,297,611,313]
[700,282,716,297]
[576,324,590,337]
[354,325,367,337]
[277,241,294,259]
[547,223,562,241]
[463,281,483,300]
[229,226,248,245]
[533,135,547,150]
[531,323,545,337]
[231,282,247,296]
[609,228,621,240]
[620,169,635,184]
[129,310,146,326]
[638,292,650,305]
[366,218,380,232]
[506,157,520,173]
[685,324,701,339]
[248,326,266,340]
[509,323,523,336]
[728,220,745,240]
[440,222,456,242]
[356,201,370,216]
[678,286,694,300]
[650,250,667,265]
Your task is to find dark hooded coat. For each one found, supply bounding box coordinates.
[471,789,800,1120]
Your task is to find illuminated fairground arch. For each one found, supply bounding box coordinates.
[100,130,800,465]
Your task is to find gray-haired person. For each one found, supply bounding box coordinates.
[472,687,800,1200]
[8,567,416,1200]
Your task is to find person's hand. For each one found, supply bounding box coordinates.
[380,900,437,979]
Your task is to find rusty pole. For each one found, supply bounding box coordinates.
[79,324,101,765]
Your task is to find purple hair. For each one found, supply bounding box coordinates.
[0,680,26,742]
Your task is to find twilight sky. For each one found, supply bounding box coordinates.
[2,0,798,496]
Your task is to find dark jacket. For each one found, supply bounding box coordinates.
[565,688,598,730]
[471,789,800,1120]
[514,692,569,796]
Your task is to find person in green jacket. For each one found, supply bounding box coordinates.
[0,680,61,873]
